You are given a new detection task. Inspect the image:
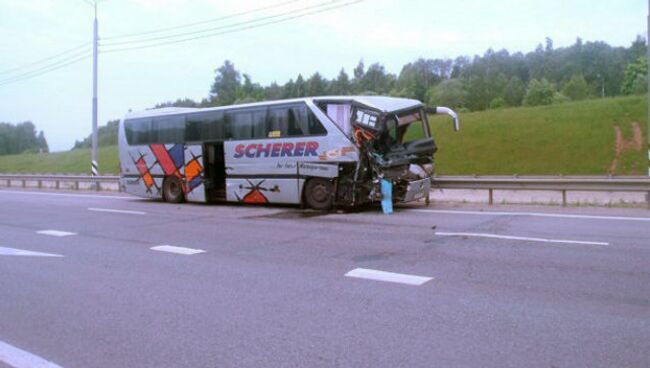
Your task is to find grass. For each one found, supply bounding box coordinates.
[423,95,648,175]
[0,95,647,175]
[0,145,119,174]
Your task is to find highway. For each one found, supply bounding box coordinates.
[0,188,649,368]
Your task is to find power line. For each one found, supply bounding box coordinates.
[0,53,91,87]
[101,0,345,47]
[101,0,362,53]
[0,43,90,76]
[102,0,299,41]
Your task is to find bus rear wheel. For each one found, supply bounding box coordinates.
[163,176,185,203]
[304,178,334,210]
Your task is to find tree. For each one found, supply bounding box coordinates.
[329,68,351,95]
[562,75,591,100]
[504,76,526,106]
[359,63,395,94]
[307,72,328,96]
[621,56,648,95]
[294,74,306,97]
[523,78,555,106]
[209,60,241,105]
[352,59,365,92]
[0,121,49,155]
[427,79,468,109]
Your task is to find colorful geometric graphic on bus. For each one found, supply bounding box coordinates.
[150,144,184,177]
[235,179,279,204]
[132,151,159,193]
[185,152,203,192]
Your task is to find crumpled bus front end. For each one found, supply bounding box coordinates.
[349,104,459,207]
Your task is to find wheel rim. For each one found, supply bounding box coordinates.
[310,182,330,203]
[166,179,181,199]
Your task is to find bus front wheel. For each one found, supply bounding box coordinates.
[304,178,334,210]
[163,176,185,203]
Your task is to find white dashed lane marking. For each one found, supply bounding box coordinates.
[412,209,650,222]
[150,245,206,255]
[435,232,609,246]
[36,230,77,237]
[88,207,146,215]
[345,268,433,286]
[0,339,63,368]
[0,247,63,257]
[0,189,130,200]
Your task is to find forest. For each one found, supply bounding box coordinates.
[158,36,648,112]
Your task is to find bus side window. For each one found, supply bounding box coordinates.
[228,108,268,140]
[291,104,326,136]
[268,107,289,138]
[125,118,152,145]
[152,115,185,144]
[186,111,224,142]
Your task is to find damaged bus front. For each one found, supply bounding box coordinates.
[326,97,459,211]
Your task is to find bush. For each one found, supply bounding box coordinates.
[561,75,591,101]
[523,78,555,106]
[552,92,570,104]
[489,97,506,109]
[427,79,467,109]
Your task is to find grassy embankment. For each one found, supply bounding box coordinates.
[0,95,647,175]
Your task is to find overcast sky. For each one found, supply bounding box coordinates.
[0,0,646,151]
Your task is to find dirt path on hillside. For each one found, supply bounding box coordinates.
[609,122,643,174]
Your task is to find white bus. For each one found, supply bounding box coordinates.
[118,96,459,210]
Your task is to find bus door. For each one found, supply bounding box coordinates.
[204,142,226,201]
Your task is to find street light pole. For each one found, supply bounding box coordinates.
[647,0,650,176]
[91,1,99,177]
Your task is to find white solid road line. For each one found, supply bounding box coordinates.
[88,207,146,215]
[412,209,650,222]
[0,246,63,257]
[435,231,609,246]
[150,245,206,255]
[0,339,63,368]
[0,189,130,200]
[36,230,77,237]
[345,268,433,286]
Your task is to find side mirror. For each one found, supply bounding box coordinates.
[426,106,460,131]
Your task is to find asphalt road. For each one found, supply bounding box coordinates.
[0,189,649,368]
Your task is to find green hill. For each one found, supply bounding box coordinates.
[0,95,647,175]
[0,146,119,174]
[426,95,648,175]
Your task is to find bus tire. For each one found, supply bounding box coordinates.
[163,176,184,203]
[304,178,334,210]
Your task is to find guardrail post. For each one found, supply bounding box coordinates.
[75,181,79,191]
[646,192,650,210]
[5,179,9,188]
[488,189,493,205]
[55,180,60,190]
[22,179,26,188]
[562,190,567,207]
[37,180,42,189]
[96,181,101,191]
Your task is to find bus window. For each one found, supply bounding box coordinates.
[186,111,224,142]
[267,104,326,138]
[124,118,152,145]
[152,115,185,144]
[228,108,268,140]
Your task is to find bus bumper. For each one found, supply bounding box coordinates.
[401,177,431,202]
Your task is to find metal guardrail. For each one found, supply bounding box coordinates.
[431,175,650,207]
[0,174,120,191]
[0,174,649,207]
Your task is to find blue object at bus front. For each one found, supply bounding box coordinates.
[381,179,393,214]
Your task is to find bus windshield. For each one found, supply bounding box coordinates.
[381,108,429,149]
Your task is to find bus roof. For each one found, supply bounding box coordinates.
[124,96,422,120]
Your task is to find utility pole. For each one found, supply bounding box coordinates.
[91,1,99,178]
